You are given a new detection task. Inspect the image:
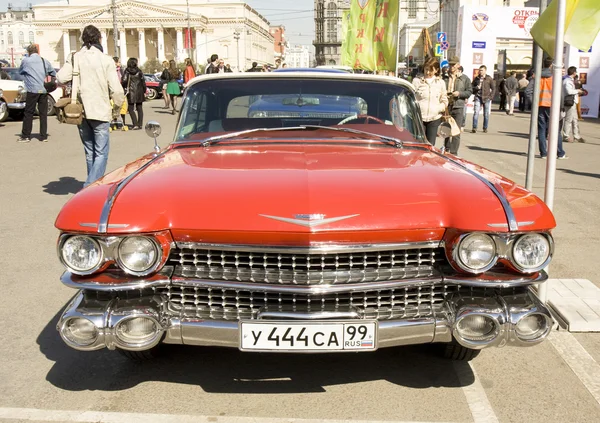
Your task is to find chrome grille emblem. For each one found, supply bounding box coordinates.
[260,214,359,228]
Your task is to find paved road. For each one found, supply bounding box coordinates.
[0,102,598,423]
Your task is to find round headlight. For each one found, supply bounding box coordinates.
[515,314,550,341]
[61,236,102,273]
[456,233,496,272]
[456,314,498,342]
[118,236,159,274]
[62,318,98,346]
[512,233,551,271]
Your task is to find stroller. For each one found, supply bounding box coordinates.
[109,100,128,132]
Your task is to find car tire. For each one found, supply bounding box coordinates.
[440,342,481,361]
[47,96,56,116]
[116,345,163,361]
[8,110,24,121]
[146,88,158,100]
[0,101,8,122]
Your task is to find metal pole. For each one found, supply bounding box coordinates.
[111,0,119,58]
[186,0,192,64]
[234,30,241,72]
[539,0,567,304]
[525,0,547,191]
[394,0,402,76]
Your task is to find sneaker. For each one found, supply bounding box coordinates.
[40,135,49,142]
[538,155,547,159]
[576,138,586,143]
[471,129,477,133]
[17,136,30,143]
[557,155,569,160]
[483,128,488,133]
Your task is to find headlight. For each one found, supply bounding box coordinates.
[512,233,551,272]
[17,86,25,94]
[456,233,496,273]
[61,236,102,274]
[117,236,159,274]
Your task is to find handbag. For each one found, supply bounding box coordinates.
[40,56,57,92]
[438,108,461,138]
[563,94,575,108]
[55,53,84,125]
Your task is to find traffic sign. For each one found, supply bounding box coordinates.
[435,44,443,57]
[437,32,447,42]
[441,41,449,51]
[440,59,449,69]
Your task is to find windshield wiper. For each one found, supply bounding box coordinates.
[180,125,403,148]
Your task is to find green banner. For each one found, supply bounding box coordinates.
[341,0,399,71]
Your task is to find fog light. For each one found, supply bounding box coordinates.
[63,318,98,346]
[456,314,498,342]
[115,317,158,345]
[516,314,549,341]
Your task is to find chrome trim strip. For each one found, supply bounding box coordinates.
[171,276,443,294]
[175,241,442,254]
[257,311,361,320]
[60,267,173,291]
[259,214,360,228]
[434,152,519,231]
[79,223,130,229]
[97,151,167,234]
[488,221,534,228]
[443,270,548,288]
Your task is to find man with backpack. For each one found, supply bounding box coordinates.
[17,44,56,143]
[562,66,585,143]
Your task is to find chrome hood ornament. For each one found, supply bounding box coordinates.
[260,214,359,228]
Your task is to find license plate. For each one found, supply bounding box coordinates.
[240,321,377,352]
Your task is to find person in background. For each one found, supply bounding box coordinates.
[17,44,56,143]
[498,75,507,111]
[281,63,288,69]
[57,24,125,187]
[159,60,170,109]
[562,66,585,143]
[224,64,233,73]
[504,71,519,116]
[471,65,495,133]
[113,56,127,125]
[121,57,146,130]
[166,59,181,115]
[247,61,261,72]
[518,73,528,112]
[537,56,567,159]
[444,59,472,155]
[183,58,196,84]
[524,70,535,112]
[205,54,220,74]
[413,58,448,146]
[573,74,583,120]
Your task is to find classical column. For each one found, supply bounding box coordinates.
[62,30,70,64]
[138,29,146,65]
[119,29,127,64]
[101,29,108,54]
[195,28,206,67]
[157,28,166,62]
[176,28,184,61]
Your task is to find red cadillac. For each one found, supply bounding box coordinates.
[55,71,555,361]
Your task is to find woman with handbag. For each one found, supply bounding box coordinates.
[121,57,146,130]
[166,59,181,115]
[413,58,448,146]
[160,60,170,109]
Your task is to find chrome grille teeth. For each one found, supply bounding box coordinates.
[171,246,445,285]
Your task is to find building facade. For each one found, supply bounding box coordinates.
[313,0,349,66]
[270,25,286,63]
[31,0,274,71]
[286,45,311,68]
[0,4,37,66]
[398,0,439,64]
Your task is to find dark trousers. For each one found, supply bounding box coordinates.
[537,106,565,158]
[499,94,507,110]
[519,92,525,111]
[128,102,144,128]
[444,107,463,155]
[423,118,442,146]
[22,92,48,139]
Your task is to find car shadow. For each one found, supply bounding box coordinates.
[559,168,600,179]
[39,302,474,393]
[42,177,84,195]
[497,131,530,139]
[467,145,527,157]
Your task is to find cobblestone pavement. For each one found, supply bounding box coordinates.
[0,103,598,423]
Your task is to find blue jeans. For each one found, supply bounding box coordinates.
[78,119,110,187]
[537,107,565,158]
[472,98,491,130]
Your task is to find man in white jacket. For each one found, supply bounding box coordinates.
[562,66,585,143]
[57,25,125,187]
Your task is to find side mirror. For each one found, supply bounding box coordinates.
[145,121,161,154]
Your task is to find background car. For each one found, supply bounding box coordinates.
[0,77,26,122]
[144,73,162,100]
[3,67,65,116]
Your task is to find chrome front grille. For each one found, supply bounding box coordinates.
[257,111,355,119]
[157,283,458,321]
[169,244,447,285]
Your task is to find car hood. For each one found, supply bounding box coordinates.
[56,144,556,244]
[0,79,24,90]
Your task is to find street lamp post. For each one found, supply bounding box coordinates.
[233,29,241,71]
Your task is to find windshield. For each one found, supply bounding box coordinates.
[175,77,426,143]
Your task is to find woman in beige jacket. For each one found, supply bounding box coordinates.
[413,59,448,146]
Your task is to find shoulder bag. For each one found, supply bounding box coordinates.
[55,53,84,125]
[438,107,461,138]
[40,56,57,93]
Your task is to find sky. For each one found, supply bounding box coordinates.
[0,0,317,47]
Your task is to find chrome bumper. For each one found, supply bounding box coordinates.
[7,102,26,110]
[57,286,553,352]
